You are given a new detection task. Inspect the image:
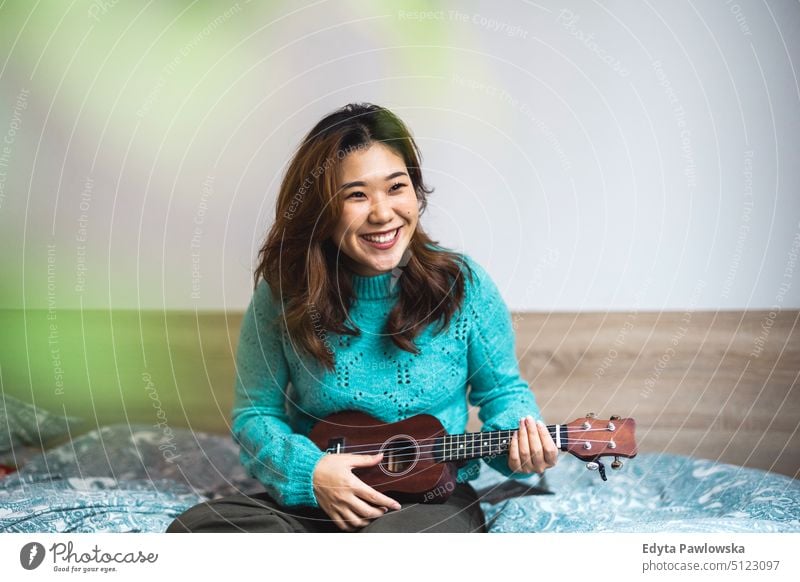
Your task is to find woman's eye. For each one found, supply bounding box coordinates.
[347,191,365,199]
[390,182,406,192]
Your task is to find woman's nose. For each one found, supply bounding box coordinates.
[369,194,394,222]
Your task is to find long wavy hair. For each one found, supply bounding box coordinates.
[254,102,474,371]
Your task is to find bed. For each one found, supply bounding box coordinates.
[2,408,798,533]
[2,308,798,532]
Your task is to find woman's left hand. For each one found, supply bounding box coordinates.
[507,415,558,476]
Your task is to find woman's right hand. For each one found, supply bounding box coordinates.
[312,452,402,531]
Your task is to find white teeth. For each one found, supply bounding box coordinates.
[361,228,398,243]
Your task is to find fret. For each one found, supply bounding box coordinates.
[441,423,569,463]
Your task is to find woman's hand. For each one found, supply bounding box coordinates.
[507,415,558,476]
[312,452,402,532]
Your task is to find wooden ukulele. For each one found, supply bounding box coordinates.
[309,410,638,503]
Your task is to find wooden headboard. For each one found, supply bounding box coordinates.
[2,309,797,478]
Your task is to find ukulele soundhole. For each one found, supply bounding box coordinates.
[377,434,419,477]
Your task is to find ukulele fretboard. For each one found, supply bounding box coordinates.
[437,425,568,463]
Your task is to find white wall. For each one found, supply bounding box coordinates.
[1,0,797,311]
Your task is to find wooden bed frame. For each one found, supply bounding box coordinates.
[2,309,797,479]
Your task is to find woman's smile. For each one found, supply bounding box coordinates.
[359,226,401,249]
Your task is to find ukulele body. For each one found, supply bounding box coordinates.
[308,410,462,504]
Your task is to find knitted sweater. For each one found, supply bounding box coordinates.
[231,252,543,508]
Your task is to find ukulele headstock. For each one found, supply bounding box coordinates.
[564,413,638,480]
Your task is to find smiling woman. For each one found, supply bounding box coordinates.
[165,102,553,534]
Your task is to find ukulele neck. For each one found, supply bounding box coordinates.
[438,425,566,463]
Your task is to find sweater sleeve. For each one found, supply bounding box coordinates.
[464,257,543,479]
[231,278,326,507]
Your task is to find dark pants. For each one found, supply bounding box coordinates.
[166,483,487,533]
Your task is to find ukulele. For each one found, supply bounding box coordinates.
[309,410,637,503]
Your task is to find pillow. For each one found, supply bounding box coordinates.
[20,424,263,499]
[0,472,205,532]
[473,453,800,533]
[0,394,84,458]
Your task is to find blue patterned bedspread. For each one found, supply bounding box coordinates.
[472,452,800,533]
[1,425,798,533]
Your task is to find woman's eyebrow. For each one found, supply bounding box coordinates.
[339,171,408,190]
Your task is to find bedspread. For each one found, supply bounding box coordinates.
[1,425,798,533]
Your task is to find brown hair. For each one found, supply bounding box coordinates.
[253,103,474,371]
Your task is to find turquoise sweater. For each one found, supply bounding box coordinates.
[231,252,543,508]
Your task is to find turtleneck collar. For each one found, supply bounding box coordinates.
[350,270,401,300]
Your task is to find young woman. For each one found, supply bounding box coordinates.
[166,103,557,533]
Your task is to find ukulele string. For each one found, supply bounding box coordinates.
[336,442,623,460]
[328,431,623,458]
[337,427,614,451]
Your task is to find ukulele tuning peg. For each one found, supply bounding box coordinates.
[586,460,608,481]
[611,456,623,470]
[586,412,597,419]
[610,415,621,421]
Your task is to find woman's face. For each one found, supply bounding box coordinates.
[331,142,419,277]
